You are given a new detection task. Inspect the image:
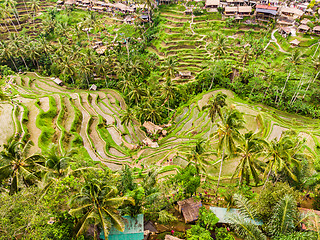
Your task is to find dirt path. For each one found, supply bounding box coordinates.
[89,117,109,159]
[0,104,14,150]
[72,93,101,162]
[63,96,75,133]
[26,100,41,154]
[264,29,288,53]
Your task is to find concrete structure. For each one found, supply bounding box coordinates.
[255,5,278,21]
[210,206,263,225]
[100,214,144,240]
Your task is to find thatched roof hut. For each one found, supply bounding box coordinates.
[177,198,202,223]
[54,78,63,86]
[290,39,300,46]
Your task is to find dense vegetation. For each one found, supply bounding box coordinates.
[1,0,320,239]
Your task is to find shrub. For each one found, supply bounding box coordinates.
[215,228,235,240]
[186,224,213,240]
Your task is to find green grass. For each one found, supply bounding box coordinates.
[35,96,58,150]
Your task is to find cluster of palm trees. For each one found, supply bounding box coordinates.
[186,92,312,190]
[0,138,138,238]
[0,0,41,34]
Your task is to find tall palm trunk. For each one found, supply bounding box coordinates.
[303,71,320,100]
[2,21,11,33]
[313,42,320,58]
[290,71,304,105]
[216,149,224,192]
[10,57,18,71]
[263,161,274,189]
[277,69,291,106]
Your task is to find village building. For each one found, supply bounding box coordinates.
[225,0,244,6]
[225,6,238,15]
[205,0,220,9]
[255,5,278,21]
[277,16,294,26]
[300,18,311,25]
[278,26,291,38]
[313,26,320,35]
[177,198,202,223]
[65,0,76,6]
[280,7,304,20]
[298,24,310,33]
[238,6,252,16]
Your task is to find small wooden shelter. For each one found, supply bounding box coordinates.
[144,221,158,240]
[178,71,192,79]
[177,198,202,223]
[290,39,300,46]
[238,6,252,16]
[89,84,97,91]
[53,78,63,86]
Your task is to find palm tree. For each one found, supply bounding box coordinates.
[28,0,40,29]
[4,0,21,29]
[267,194,299,237]
[141,102,162,124]
[128,81,144,106]
[263,132,306,187]
[162,57,178,78]
[232,132,267,186]
[161,78,178,117]
[214,108,245,191]
[121,108,137,126]
[187,139,215,177]
[202,92,227,122]
[0,139,45,195]
[226,194,266,240]
[69,179,134,239]
[227,193,300,239]
[8,33,28,70]
[277,50,302,105]
[0,40,18,71]
[211,35,228,59]
[1,5,19,33]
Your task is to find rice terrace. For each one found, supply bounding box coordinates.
[0,0,320,239]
